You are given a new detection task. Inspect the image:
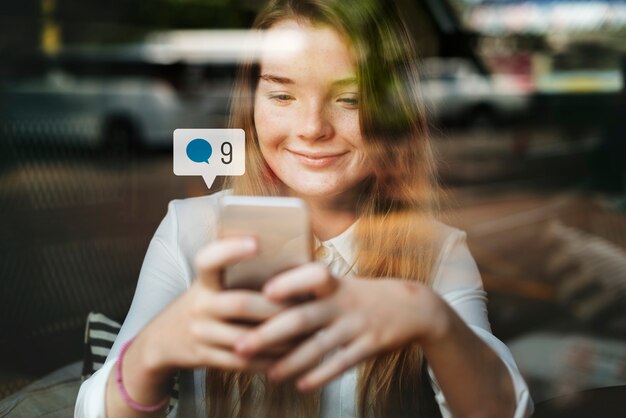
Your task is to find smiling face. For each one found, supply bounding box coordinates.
[254,19,371,203]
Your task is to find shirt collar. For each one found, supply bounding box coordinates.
[314,219,358,267]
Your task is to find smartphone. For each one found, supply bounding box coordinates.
[219,195,313,291]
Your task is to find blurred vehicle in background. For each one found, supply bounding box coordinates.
[0,66,232,151]
[0,31,238,151]
[529,43,623,139]
[419,57,531,128]
[2,71,167,150]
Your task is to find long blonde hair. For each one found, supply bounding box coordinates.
[212,1,443,416]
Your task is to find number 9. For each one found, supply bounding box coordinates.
[221,142,232,164]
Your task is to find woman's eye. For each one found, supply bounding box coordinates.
[338,96,359,107]
[268,94,294,102]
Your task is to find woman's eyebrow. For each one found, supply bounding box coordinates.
[259,74,358,87]
[259,74,294,85]
[332,77,357,87]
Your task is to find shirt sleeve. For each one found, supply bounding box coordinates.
[428,229,533,418]
[74,200,188,418]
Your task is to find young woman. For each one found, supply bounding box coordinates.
[76,1,532,417]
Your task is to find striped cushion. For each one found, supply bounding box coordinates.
[82,312,120,373]
[82,312,179,414]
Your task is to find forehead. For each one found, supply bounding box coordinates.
[259,19,357,82]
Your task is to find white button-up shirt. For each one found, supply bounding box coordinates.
[75,190,533,417]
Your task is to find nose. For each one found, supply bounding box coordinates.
[297,101,334,142]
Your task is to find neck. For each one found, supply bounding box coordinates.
[309,204,356,241]
[294,187,362,241]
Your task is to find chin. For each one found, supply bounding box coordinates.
[285,178,354,199]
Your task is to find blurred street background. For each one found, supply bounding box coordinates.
[0,0,625,416]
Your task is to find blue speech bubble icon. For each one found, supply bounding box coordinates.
[186,138,212,164]
[174,129,245,189]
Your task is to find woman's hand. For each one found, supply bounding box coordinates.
[132,237,291,378]
[105,237,294,416]
[233,263,449,391]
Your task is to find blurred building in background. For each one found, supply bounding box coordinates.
[454,0,625,127]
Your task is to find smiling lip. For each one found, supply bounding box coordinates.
[288,150,348,168]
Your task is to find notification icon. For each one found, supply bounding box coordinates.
[173,129,245,189]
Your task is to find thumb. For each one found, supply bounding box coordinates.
[194,237,257,290]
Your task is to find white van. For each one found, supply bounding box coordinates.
[0,66,233,150]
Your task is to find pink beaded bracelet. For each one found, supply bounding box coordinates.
[115,337,171,413]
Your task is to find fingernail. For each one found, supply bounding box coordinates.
[264,284,277,297]
[242,238,257,251]
[267,367,281,381]
[235,337,249,353]
[297,378,310,391]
